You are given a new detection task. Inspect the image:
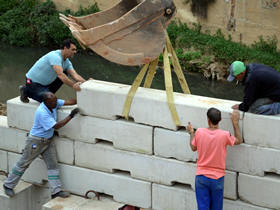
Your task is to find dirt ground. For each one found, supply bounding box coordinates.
[0,103,7,116]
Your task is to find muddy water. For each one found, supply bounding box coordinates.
[0,43,243,104]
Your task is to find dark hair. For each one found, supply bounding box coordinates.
[42,92,54,102]
[207,107,221,125]
[61,39,75,49]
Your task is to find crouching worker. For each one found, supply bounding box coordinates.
[186,108,243,210]
[3,92,79,199]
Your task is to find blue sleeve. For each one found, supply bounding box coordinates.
[38,111,56,131]
[48,52,62,66]
[56,99,65,109]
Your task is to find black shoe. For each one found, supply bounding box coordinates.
[51,190,70,199]
[18,85,29,103]
[3,184,15,197]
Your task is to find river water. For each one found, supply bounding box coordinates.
[0,43,243,103]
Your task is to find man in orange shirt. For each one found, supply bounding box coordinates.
[186,108,243,210]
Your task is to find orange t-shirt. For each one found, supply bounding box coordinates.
[192,128,235,179]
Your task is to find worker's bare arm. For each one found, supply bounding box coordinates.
[68,69,86,83]
[231,110,243,145]
[186,122,197,151]
[53,66,81,91]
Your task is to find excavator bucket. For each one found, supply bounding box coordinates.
[60,0,176,66]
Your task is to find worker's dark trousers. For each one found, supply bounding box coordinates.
[24,71,67,103]
[4,136,62,195]
[249,98,280,115]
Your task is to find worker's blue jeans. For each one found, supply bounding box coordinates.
[249,98,280,115]
[24,72,67,102]
[195,175,224,210]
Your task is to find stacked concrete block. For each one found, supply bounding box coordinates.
[152,184,272,210]
[243,112,280,149]
[0,150,7,172]
[1,80,280,209]
[227,144,280,176]
[0,116,26,154]
[0,175,32,210]
[154,128,197,162]
[7,97,153,155]
[238,173,280,209]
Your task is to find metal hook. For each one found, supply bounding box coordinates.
[85,190,100,200]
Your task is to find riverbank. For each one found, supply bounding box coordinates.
[0,103,7,116]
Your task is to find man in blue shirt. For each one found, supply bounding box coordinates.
[3,92,79,199]
[227,61,280,115]
[19,39,87,103]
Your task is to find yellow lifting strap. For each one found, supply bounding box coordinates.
[122,63,149,120]
[163,47,181,126]
[144,58,159,88]
[165,32,191,94]
[122,31,190,126]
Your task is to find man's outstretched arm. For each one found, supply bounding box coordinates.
[53,108,79,130]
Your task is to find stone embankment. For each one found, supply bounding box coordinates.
[0,79,279,209]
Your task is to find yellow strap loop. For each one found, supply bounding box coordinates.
[165,32,191,94]
[122,64,149,120]
[144,58,158,88]
[163,47,181,126]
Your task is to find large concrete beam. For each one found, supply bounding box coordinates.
[77,80,241,131]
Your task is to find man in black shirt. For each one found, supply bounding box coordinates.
[227,61,280,115]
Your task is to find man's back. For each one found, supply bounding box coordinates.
[246,63,280,101]
[192,128,235,179]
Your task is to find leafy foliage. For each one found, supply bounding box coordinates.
[0,0,99,48]
[167,21,280,71]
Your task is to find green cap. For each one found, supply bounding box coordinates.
[232,61,246,76]
[227,61,246,82]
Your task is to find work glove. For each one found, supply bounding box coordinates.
[69,108,79,118]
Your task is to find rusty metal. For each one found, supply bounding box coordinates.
[85,190,100,200]
[60,0,176,66]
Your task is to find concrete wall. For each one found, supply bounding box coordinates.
[1,79,280,209]
[50,0,280,48]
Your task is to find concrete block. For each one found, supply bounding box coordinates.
[54,137,74,165]
[0,175,32,210]
[8,152,151,209]
[77,80,241,131]
[243,112,280,149]
[60,164,152,208]
[224,199,272,210]
[58,112,153,154]
[7,97,38,131]
[43,194,123,210]
[227,144,280,176]
[29,185,51,210]
[0,150,7,172]
[152,183,197,210]
[154,127,197,162]
[0,116,26,153]
[7,97,153,154]
[75,141,196,186]
[75,142,236,199]
[152,183,267,210]
[238,173,280,209]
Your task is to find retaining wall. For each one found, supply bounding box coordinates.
[0,79,279,209]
